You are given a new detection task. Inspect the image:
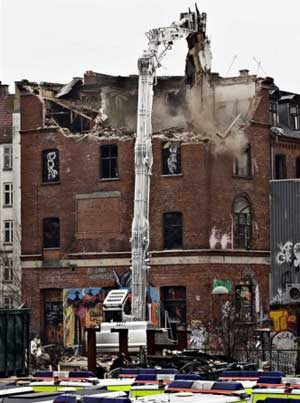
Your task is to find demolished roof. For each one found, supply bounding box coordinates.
[17,70,266,156]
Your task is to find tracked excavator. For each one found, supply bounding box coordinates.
[97,5,211,352]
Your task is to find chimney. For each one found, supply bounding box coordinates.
[239,69,249,77]
[0,84,9,98]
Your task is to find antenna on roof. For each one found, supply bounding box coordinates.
[226,55,237,76]
[253,57,267,76]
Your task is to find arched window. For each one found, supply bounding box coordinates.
[233,197,251,249]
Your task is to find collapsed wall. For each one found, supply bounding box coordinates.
[17,68,262,158]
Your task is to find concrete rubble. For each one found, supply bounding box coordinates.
[17,68,265,158]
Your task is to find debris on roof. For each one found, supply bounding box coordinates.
[17,69,266,156]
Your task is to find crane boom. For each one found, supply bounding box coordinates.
[131,5,208,320]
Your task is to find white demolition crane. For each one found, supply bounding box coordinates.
[99,5,210,351]
[131,5,209,320]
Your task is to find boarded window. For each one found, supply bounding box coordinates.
[43,217,60,248]
[100,144,118,179]
[275,154,287,179]
[3,146,12,170]
[42,149,60,183]
[296,158,300,179]
[233,197,251,249]
[162,143,181,175]
[234,145,251,177]
[163,212,183,249]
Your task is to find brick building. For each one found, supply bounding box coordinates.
[19,69,287,343]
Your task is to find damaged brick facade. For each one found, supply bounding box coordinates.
[20,69,291,343]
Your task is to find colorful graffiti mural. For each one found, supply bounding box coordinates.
[270,309,297,333]
[63,288,105,347]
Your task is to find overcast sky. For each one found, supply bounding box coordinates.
[1,0,300,93]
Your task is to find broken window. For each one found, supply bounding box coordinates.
[235,284,253,322]
[3,182,13,207]
[43,217,60,248]
[162,142,181,175]
[275,154,287,179]
[233,197,251,250]
[161,286,186,337]
[269,101,278,126]
[234,145,251,177]
[100,144,118,179]
[289,103,300,131]
[3,220,13,244]
[296,158,300,179]
[42,149,60,183]
[163,212,183,249]
[3,145,12,170]
[3,259,13,282]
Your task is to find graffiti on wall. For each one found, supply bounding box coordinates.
[276,241,300,268]
[269,309,296,333]
[45,302,63,344]
[209,227,232,249]
[47,151,58,181]
[272,330,296,350]
[63,288,105,347]
[188,320,208,350]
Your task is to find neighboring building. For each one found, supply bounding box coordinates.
[0,82,21,308]
[19,69,275,343]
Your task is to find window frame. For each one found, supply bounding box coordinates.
[163,212,183,250]
[274,154,287,179]
[269,101,278,126]
[289,103,300,131]
[43,217,60,249]
[42,149,60,184]
[3,182,13,207]
[233,145,252,178]
[233,197,252,250]
[235,284,253,323]
[162,142,182,176]
[3,145,12,171]
[3,220,13,244]
[4,295,13,309]
[3,258,13,283]
[100,144,119,179]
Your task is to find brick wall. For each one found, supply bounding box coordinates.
[20,81,272,336]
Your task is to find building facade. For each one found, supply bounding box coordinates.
[0,82,21,308]
[19,70,279,343]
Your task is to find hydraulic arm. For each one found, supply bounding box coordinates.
[131,5,209,320]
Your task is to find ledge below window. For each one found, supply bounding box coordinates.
[99,177,120,182]
[232,174,253,180]
[40,182,61,186]
[161,174,183,178]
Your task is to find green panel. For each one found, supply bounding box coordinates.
[0,309,31,376]
[130,389,164,398]
[107,385,132,391]
[252,393,300,403]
